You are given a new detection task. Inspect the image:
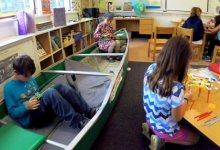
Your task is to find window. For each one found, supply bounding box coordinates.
[50,0,64,9]
[0,0,33,14]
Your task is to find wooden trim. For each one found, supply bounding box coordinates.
[0,15,16,19]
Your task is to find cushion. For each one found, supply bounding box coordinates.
[0,123,46,150]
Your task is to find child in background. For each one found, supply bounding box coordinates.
[94,12,121,61]
[4,55,95,129]
[182,7,204,41]
[142,36,199,150]
[203,15,220,62]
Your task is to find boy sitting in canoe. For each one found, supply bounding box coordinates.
[4,55,95,129]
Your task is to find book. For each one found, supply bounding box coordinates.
[36,41,47,57]
[53,8,66,27]
[123,2,132,11]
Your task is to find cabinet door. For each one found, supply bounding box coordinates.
[139,19,153,35]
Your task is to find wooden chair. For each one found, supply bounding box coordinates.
[212,46,220,63]
[147,27,176,61]
[176,27,204,61]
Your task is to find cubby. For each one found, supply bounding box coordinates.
[50,29,62,52]
[35,32,52,61]
[91,33,95,43]
[64,45,74,57]
[82,37,87,49]
[87,35,91,47]
[75,40,82,52]
[40,56,53,70]
[53,50,64,63]
[81,22,86,35]
[85,21,91,34]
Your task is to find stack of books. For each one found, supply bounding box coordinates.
[36,41,47,58]
[36,21,53,31]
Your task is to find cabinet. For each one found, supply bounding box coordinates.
[113,18,154,36]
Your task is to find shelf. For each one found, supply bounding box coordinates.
[40,56,53,70]
[39,53,52,62]
[53,50,64,63]
[52,48,63,54]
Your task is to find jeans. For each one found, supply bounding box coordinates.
[30,84,91,128]
[207,39,220,57]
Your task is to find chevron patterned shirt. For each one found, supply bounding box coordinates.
[143,63,185,136]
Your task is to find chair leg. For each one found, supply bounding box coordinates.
[147,42,151,57]
[212,46,218,63]
[153,44,156,61]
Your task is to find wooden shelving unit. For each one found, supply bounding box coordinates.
[33,19,97,71]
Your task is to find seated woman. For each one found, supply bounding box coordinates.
[182,7,204,42]
[94,13,122,61]
[203,15,220,62]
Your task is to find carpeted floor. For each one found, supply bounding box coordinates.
[92,62,219,150]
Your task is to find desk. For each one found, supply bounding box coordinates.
[184,69,220,146]
[112,18,154,36]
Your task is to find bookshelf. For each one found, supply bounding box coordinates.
[33,18,97,71]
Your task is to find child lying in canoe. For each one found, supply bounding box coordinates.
[4,55,95,129]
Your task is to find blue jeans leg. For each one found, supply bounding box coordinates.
[41,88,81,128]
[53,84,91,115]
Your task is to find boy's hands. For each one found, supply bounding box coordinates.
[25,97,40,110]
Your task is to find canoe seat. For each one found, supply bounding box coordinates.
[99,49,108,53]
[0,123,46,150]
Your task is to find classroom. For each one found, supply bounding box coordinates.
[0,0,220,150]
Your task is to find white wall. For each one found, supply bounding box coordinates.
[0,18,18,40]
[111,0,214,27]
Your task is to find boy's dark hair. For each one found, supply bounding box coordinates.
[147,36,191,97]
[13,55,36,77]
[214,15,220,27]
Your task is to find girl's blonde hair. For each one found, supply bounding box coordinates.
[190,7,202,18]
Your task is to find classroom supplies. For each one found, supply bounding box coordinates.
[202,116,220,126]
[194,111,213,121]
[35,84,55,100]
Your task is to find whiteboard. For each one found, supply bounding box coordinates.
[166,0,209,12]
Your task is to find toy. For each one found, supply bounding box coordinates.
[35,84,55,100]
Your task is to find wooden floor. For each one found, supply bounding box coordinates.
[128,38,210,66]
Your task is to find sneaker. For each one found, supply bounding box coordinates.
[107,56,115,62]
[85,108,96,119]
[116,56,122,61]
[78,116,90,129]
[203,56,211,62]
[149,135,165,150]
[142,123,150,140]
